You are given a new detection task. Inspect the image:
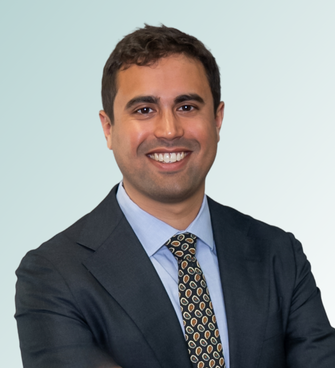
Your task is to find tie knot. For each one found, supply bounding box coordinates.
[165,233,197,262]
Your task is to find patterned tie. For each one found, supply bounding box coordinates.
[165,233,225,368]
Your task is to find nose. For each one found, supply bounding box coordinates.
[154,109,184,140]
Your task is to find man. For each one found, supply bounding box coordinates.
[15,25,335,368]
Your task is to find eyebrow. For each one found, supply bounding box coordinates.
[125,96,159,110]
[174,94,204,105]
[125,93,205,110]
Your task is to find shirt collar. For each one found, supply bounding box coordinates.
[116,182,215,257]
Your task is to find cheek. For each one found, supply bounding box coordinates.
[113,124,150,157]
[189,121,218,147]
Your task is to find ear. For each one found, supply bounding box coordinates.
[99,110,113,150]
[214,101,225,142]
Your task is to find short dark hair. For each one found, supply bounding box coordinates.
[101,24,221,123]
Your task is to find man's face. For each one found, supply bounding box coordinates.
[100,54,224,206]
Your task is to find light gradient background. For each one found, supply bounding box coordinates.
[1,1,334,366]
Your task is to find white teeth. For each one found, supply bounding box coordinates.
[170,153,176,162]
[149,152,187,163]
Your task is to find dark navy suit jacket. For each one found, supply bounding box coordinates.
[15,185,335,367]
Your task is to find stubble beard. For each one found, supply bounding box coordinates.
[124,163,209,206]
[116,137,215,205]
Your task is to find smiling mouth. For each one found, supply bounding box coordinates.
[148,152,188,163]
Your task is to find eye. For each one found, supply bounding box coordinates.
[178,105,195,112]
[135,107,153,114]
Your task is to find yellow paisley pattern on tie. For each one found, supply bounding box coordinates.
[165,233,225,368]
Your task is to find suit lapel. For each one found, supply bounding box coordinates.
[209,198,269,368]
[79,186,191,368]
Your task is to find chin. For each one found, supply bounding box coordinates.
[143,183,202,204]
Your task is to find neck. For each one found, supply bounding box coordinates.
[122,184,205,230]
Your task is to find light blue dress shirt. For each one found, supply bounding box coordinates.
[117,183,230,367]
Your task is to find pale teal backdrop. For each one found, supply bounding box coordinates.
[1,1,334,366]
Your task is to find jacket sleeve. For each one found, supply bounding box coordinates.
[15,251,121,368]
[284,235,335,367]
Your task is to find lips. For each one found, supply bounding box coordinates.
[148,152,188,163]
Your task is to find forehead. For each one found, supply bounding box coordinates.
[114,54,212,106]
